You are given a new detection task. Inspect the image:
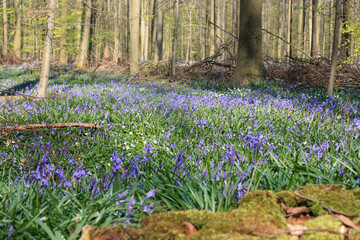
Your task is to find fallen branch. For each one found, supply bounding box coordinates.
[1,122,102,131]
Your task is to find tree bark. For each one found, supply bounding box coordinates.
[78,0,92,68]
[14,0,22,58]
[113,0,120,64]
[311,0,319,57]
[340,0,351,59]
[209,0,215,56]
[154,0,164,62]
[171,0,179,77]
[37,0,56,98]
[287,0,293,59]
[297,0,305,58]
[233,0,262,84]
[75,0,83,60]
[328,0,342,95]
[130,0,141,75]
[2,0,9,56]
[59,0,68,65]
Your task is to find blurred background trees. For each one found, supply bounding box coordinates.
[0,0,359,68]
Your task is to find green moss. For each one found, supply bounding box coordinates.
[303,215,343,240]
[297,184,360,219]
[276,191,299,207]
[353,189,360,201]
[309,202,327,217]
[350,230,360,240]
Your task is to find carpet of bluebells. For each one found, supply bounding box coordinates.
[1,68,360,239]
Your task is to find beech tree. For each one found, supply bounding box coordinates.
[233,0,263,84]
[37,0,56,98]
[130,0,140,75]
[328,0,342,95]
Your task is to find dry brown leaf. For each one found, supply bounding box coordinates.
[287,224,307,236]
[332,214,360,231]
[184,221,198,236]
[289,214,312,225]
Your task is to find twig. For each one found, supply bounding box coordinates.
[262,28,313,60]
[254,228,349,237]
[0,122,102,131]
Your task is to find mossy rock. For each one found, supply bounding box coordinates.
[276,191,300,207]
[296,184,360,218]
[303,215,343,240]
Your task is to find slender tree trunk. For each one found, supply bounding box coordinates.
[221,0,225,61]
[287,0,293,58]
[328,0,334,58]
[140,0,146,61]
[14,0,22,58]
[297,0,305,58]
[38,0,56,98]
[340,0,351,59]
[130,0,140,74]
[113,0,120,64]
[75,0,83,60]
[232,0,237,57]
[2,0,9,56]
[148,0,155,59]
[233,0,262,84]
[209,0,215,55]
[199,0,203,60]
[78,0,92,68]
[328,0,342,95]
[171,0,179,77]
[59,0,68,65]
[277,0,284,60]
[315,0,321,56]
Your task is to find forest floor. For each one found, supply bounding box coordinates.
[80,184,360,240]
[1,66,360,239]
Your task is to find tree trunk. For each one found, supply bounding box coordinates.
[140,0,146,61]
[328,0,342,95]
[171,0,179,77]
[233,0,262,84]
[277,0,284,60]
[75,0,83,60]
[78,0,92,68]
[287,0,293,58]
[103,42,112,59]
[2,0,9,56]
[59,0,68,65]
[154,0,164,62]
[209,0,215,56]
[199,0,203,60]
[297,0,305,58]
[37,0,56,98]
[311,0,318,57]
[129,0,141,74]
[113,0,120,64]
[14,0,22,59]
[340,0,351,59]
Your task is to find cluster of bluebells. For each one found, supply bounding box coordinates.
[1,72,360,219]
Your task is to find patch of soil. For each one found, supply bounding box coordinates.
[80,184,360,240]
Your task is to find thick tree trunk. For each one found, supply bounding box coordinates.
[78,0,92,68]
[233,0,262,84]
[328,0,342,95]
[171,0,179,77]
[129,0,140,75]
[38,0,56,98]
[154,0,164,62]
[14,0,22,59]
[297,0,305,58]
[59,0,68,65]
[311,0,318,57]
[2,0,9,56]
